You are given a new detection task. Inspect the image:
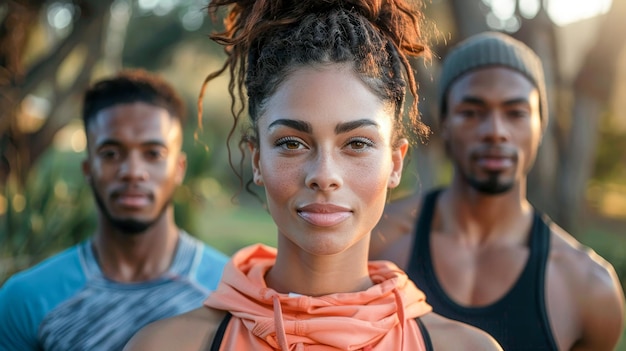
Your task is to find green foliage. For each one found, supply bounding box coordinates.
[0,149,96,284]
[593,119,626,185]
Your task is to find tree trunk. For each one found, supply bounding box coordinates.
[556,0,626,232]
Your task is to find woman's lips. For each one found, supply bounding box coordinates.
[297,203,352,227]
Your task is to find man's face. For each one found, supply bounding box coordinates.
[82,102,186,234]
[443,67,542,195]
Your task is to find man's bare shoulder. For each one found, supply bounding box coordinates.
[550,223,622,288]
[421,313,503,351]
[549,223,625,350]
[124,307,226,351]
[370,190,424,261]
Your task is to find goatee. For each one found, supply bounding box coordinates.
[90,182,171,235]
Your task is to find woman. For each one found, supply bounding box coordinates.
[125,0,502,349]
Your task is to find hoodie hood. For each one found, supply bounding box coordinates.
[204,244,432,350]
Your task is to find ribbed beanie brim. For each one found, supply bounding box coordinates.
[438,31,548,127]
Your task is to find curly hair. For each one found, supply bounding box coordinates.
[84,69,186,130]
[199,0,432,188]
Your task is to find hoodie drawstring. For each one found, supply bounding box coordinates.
[393,288,406,351]
[273,295,290,350]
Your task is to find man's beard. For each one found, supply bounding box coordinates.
[449,142,517,196]
[90,182,171,235]
[464,171,514,195]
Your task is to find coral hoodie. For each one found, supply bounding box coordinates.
[204,244,433,350]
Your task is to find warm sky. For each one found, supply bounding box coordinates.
[546,0,613,26]
[487,0,613,26]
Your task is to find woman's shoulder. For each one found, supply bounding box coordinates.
[124,307,227,351]
[420,313,503,351]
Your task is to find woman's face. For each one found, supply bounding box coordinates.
[252,64,408,256]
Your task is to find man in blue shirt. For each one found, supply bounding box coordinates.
[0,69,229,350]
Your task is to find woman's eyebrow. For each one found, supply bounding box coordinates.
[335,119,379,134]
[268,119,312,133]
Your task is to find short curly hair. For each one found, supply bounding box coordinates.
[83,69,186,130]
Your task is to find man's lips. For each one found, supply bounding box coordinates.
[476,156,514,171]
[472,147,517,171]
[112,191,152,208]
[297,203,352,227]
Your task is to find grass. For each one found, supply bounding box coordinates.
[191,203,277,256]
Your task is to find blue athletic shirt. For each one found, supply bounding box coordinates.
[0,231,229,351]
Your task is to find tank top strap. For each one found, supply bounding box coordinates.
[208,312,232,351]
[530,212,558,350]
[407,188,444,272]
[526,212,552,290]
[415,317,434,351]
[531,212,552,257]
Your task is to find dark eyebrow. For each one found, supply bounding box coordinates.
[502,98,531,107]
[267,118,379,135]
[460,96,487,106]
[460,96,530,107]
[268,119,312,133]
[335,119,379,134]
[95,139,122,149]
[95,138,167,149]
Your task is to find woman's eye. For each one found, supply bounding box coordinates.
[347,138,374,150]
[276,137,304,150]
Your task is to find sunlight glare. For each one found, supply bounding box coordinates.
[491,0,516,21]
[519,0,540,19]
[547,0,612,26]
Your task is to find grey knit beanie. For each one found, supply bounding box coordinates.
[438,31,548,128]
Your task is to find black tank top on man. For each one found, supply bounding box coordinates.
[407,189,559,351]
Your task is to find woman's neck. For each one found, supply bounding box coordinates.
[266,235,373,296]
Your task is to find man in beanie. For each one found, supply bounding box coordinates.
[370,31,624,350]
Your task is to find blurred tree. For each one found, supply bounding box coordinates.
[556,0,626,230]
[0,0,114,188]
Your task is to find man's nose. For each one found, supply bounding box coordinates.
[118,152,148,181]
[480,111,510,143]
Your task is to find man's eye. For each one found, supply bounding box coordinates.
[99,150,118,160]
[145,149,166,160]
[460,109,478,118]
[508,110,529,118]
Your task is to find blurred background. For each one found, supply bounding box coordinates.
[0,0,625,341]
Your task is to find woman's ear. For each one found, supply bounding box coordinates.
[249,142,264,186]
[388,138,409,189]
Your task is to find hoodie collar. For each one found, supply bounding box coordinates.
[205,244,432,350]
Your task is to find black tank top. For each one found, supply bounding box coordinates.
[209,313,433,350]
[407,189,558,351]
